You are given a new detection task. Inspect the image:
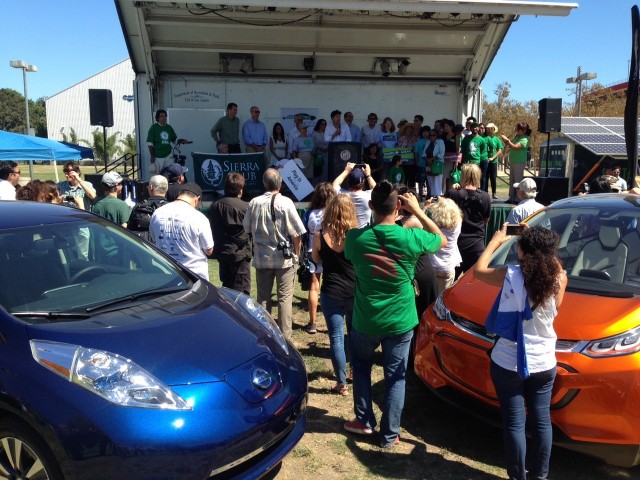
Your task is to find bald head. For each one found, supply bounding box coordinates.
[149,175,168,196]
[263,168,282,192]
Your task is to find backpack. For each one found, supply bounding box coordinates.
[127,198,167,240]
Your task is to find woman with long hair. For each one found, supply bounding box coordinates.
[312,194,357,395]
[312,119,328,179]
[379,117,397,149]
[475,225,567,480]
[441,119,461,192]
[304,182,336,334]
[365,143,383,183]
[444,163,491,275]
[501,122,532,202]
[269,122,288,165]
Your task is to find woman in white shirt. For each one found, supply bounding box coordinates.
[475,225,567,480]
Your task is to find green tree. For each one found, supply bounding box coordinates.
[0,89,47,136]
[81,129,122,163]
[119,133,137,156]
[0,88,28,133]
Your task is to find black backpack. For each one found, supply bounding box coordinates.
[127,198,167,240]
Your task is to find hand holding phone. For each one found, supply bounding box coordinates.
[506,224,525,236]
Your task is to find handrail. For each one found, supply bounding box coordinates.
[95,153,139,179]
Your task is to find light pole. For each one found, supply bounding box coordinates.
[10,60,37,179]
[566,66,597,117]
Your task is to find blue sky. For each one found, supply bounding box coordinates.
[1,0,636,106]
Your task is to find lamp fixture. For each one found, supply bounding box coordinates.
[397,59,411,75]
[380,59,391,77]
[303,56,315,72]
[239,56,254,74]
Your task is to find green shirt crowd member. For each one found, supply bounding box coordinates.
[387,155,406,185]
[487,135,505,163]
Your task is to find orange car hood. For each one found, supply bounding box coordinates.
[445,267,640,341]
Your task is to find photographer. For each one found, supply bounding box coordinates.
[57,161,96,210]
[243,169,306,341]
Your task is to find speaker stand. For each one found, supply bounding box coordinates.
[103,126,108,171]
[544,132,551,177]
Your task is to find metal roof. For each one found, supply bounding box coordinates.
[561,117,639,157]
[115,0,576,91]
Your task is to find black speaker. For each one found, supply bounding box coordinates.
[328,142,362,180]
[89,89,114,127]
[531,176,569,205]
[537,98,562,133]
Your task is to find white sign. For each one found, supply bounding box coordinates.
[279,160,314,201]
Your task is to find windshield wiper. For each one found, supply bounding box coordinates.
[85,286,190,313]
[12,311,92,320]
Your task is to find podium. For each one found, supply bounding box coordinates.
[328,142,362,180]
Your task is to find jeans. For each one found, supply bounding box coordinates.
[480,160,489,191]
[320,292,353,385]
[490,361,557,480]
[350,328,413,446]
[487,161,498,195]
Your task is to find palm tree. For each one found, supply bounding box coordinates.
[81,129,122,163]
[61,127,80,144]
[119,133,136,157]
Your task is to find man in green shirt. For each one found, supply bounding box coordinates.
[147,109,189,176]
[461,123,485,164]
[211,102,241,153]
[92,172,131,228]
[343,180,446,448]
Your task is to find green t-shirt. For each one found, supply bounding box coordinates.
[461,135,485,164]
[387,165,405,184]
[92,195,131,226]
[479,136,489,162]
[345,224,442,336]
[146,123,177,158]
[508,135,529,164]
[487,135,504,163]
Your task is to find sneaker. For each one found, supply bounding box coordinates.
[344,419,373,435]
[492,193,498,200]
[380,435,400,449]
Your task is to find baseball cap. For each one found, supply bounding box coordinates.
[180,182,202,197]
[348,167,365,186]
[513,177,537,193]
[101,171,123,187]
[164,163,188,179]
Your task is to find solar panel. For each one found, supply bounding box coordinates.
[560,117,640,157]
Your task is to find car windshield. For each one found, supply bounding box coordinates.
[489,204,640,296]
[0,217,193,318]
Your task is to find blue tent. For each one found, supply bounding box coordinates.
[0,130,82,180]
[60,141,95,159]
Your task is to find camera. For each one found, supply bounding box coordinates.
[64,195,75,202]
[277,240,293,259]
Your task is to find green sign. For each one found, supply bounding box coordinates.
[382,147,415,164]
[192,152,265,196]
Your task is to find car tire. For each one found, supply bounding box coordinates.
[0,418,63,480]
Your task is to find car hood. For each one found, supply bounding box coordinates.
[446,268,640,341]
[24,287,281,385]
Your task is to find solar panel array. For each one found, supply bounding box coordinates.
[560,117,640,156]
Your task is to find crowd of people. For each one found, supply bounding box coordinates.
[1,109,637,474]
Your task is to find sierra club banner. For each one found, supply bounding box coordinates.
[192,152,265,196]
[382,147,415,164]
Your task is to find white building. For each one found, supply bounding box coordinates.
[45,59,135,149]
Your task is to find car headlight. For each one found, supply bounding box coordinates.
[218,287,289,354]
[432,294,451,322]
[582,327,640,358]
[30,340,191,410]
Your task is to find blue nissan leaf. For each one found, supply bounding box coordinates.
[0,201,307,480]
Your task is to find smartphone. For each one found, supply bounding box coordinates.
[506,224,525,236]
[353,164,365,169]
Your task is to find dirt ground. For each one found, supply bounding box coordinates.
[273,291,638,480]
